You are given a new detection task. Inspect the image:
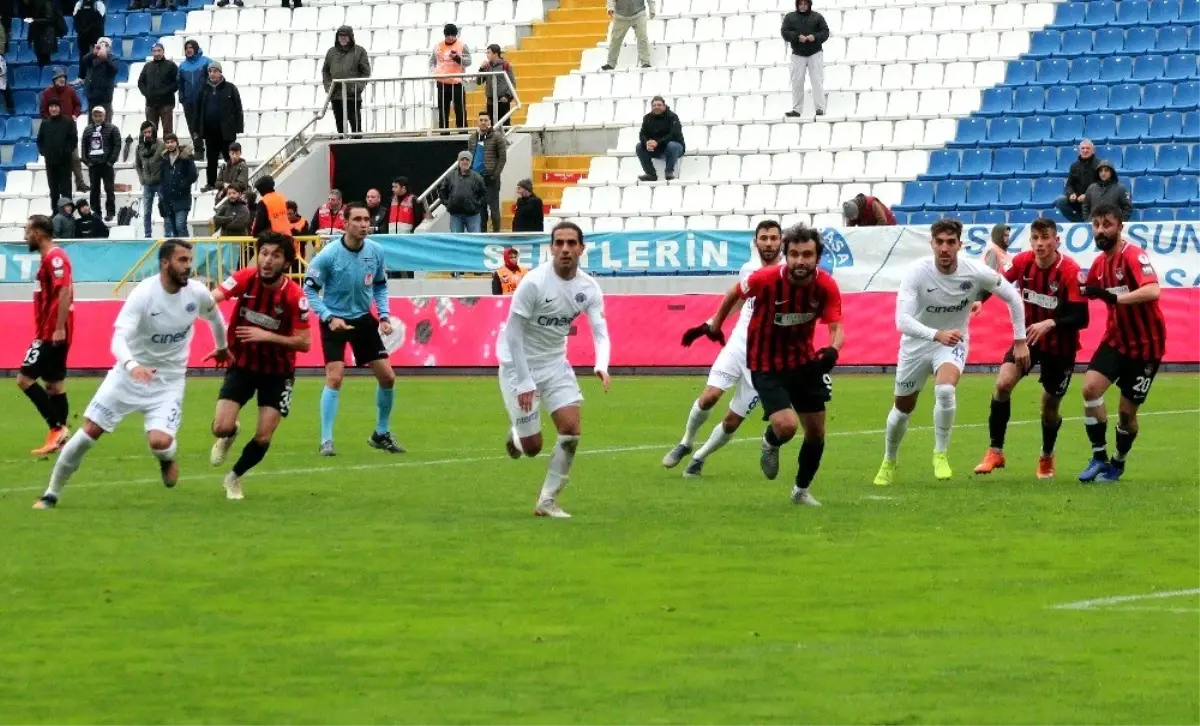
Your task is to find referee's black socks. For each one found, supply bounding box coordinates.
[233,439,270,477]
[795,437,825,490]
[22,382,56,429]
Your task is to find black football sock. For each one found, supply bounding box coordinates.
[22,382,57,429]
[1085,419,1108,461]
[795,437,825,490]
[233,440,270,477]
[764,424,792,448]
[48,392,68,429]
[988,397,1011,451]
[1041,417,1062,456]
[1113,427,1137,462]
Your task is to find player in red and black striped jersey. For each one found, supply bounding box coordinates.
[208,232,312,500]
[1077,204,1168,484]
[684,226,844,506]
[19,215,75,456]
[974,217,1089,480]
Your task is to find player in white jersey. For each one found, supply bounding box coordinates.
[662,220,783,477]
[34,240,230,509]
[497,221,612,519]
[873,218,1029,486]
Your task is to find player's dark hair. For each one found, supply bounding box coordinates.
[782,225,824,259]
[158,238,193,262]
[1090,203,1123,223]
[256,230,296,264]
[27,214,53,238]
[1029,217,1058,237]
[342,201,369,220]
[930,217,963,240]
[754,219,782,237]
[550,220,584,244]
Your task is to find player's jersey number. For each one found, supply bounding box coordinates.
[952,343,966,364]
[22,341,41,366]
[1132,375,1153,394]
[823,373,833,392]
[279,380,294,416]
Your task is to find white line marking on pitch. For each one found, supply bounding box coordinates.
[2,408,1196,496]
[1051,588,1200,611]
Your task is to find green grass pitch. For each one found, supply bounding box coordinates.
[1,372,1197,724]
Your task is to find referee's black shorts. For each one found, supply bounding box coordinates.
[319,315,388,367]
[751,364,833,418]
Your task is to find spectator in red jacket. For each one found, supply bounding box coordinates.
[40,67,89,192]
[842,193,896,227]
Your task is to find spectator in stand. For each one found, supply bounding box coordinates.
[478,44,515,127]
[511,178,544,233]
[215,141,248,201]
[214,0,244,7]
[365,188,387,232]
[71,0,104,61]
[213,183,251,236]
[1082,159,1133,222]
[80,106,119,221]
[635,96,685,182]
[73,199,109,238]
[138,42,178,135]
[178,40,211,155]
[467,111,506,233]
[159,133,197,237]
[1055,139,1100,223]
[0,55,12,114]
[438,151,486,233]
[129,0,175,9]
[781,0,829,118]
[491,246,526,295]
[601,0,654,71]
[37,98,77,214]
[25,0,66,68]
[252,175,293,236]
[842,193,895,226]
[196,62,244,192]
[134,120,165,238]
[383,177,423,234]
[41,67,88,192]
[52,197,75,238]
[280,0,301,8]
[983,223,1011,272]
[79,36,117,120]
[285,200,309,237]
[431,24,469,129]
[311,190,346,235]
[322,25,370,136]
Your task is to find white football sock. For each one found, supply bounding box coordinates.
[884,406,910,462]
[539,434,579,502]
[933,384,957,453]
[46,429,97,498]
[694,422,735,462]
[150,440,178,462]
[680,400,711,447]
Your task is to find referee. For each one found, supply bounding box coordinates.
[303,202,404,456]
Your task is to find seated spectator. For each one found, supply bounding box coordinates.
[285,200,309,237]
[216,141,249,201]
[73,199,109,238]
[213,183,251,236]
[1082,160,1132,222]
[311,189,346,234]
[383,177,423,234]
[635,96,685,182]
[842,193,895,227]
[439,151,487,233]
[72,0,105,60]
[1055,139,1099,223]
[52,197,75,238]
[491,246,526,295]
[512,178,544,233]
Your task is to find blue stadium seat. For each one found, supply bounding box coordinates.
[1156,144,1190,172]
[1013,85,1046,115]
[1143,82,1174,111]
[160,11,187,34]
[1068,56,1101,84]
[995,179,1033,210]
[1009,208,1039,224]
[1113,112,1151,142]
[1190,145,1200,172]
[124,13,152,36]
[129,36,155,60]
[1089,28,1124,56]
[949,118,988,147]
[987,148,1026,178]
[1182,0,1200,24]
[1024,147,1059,177]
[978,88,1014,117]
[1075,84,1109,112]
[1123,144,1156,173]
[1131,54,1167,83]
[1081,1,1116,28]
[1158,26,1189,53]
[987,117,1022,145]
[13,65,40,90]
[909,211,942,226]
[1108,83,1142,112]
[975,209,1007,225]
[1125,27,1158,56]
[1133,175,1167,203]
[1004,60,1038,86]
[1054,1,1087,27]
[891,211,909,225]
[1027,30,1061,59]
[1060,29,1093,57]
[1056,146,1079,174]
[924,149,959,180]
[1148,111,1184,141]
[1020,115,1053,144]
[895,181,936,211]
[4,117,32,142]
[1181,112,1200,141]
[1169,80,1200,110]
[1163,53,1198,81]
[1031,178,1062,206]
[14,92,37,116]
[1041,206,1070,224]
[1099,56,1133,83]
[1140,207,1175,221]
[1114,0,1148,26]
[1083,113,1117,143]
[1149,0,1181,24]
[955,149,992,179]
[8,18,26,41]
[1044,85,1078,113]
[960,181,1000,211]
[38,66,56,87]
[1164,176,1196,205]
[10,42,35,64]
[1189,25,1199,51]
[1179,206,1200,220]
[9,142,38,169]
[934,180,968,208]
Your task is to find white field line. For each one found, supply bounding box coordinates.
[2,409,1196,496]
[1051,588,1200,611]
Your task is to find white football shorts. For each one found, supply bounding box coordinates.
[84,368,186,435]
[705,343,760,419]
[894,338,968,396]
[498,359,583,438]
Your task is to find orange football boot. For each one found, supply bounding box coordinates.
[973,449,1006,474]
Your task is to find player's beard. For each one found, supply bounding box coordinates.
[788,264,814,283]
[1094,232,1117,252]
[168,267,191,287]
[259,266,283,283]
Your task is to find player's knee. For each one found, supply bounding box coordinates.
[721,412,743,433]
[15,374,32,390]
[934,383,956,408]
[520,434,543,457]
[252,433,273,447]
[697,388,721,410]
[325,375,343,390]
[1081,378,1105,401]
[376,369,396,388]
[993,378,1014,400]
[894,395,917,414]
[773,416,799,441]
[558,433,580,454]
[212,421,237,438]
[147,432,174,451]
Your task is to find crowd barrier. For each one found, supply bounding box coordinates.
[2,290,1196,371]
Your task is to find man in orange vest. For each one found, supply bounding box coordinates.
[430,23,470,129]
[286,200,310,237]
[384,176,424,234]
[491,246,527,295]
[251,174,292,236]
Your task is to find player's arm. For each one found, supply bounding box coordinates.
[211,268,250,304]
[894,269,939,342]
[1116,281,1160,305]
[982,271,1031,369]
[683,273,757,346]
[586,295,611,391]
[197,288,231,366]
[52,280,72,341]
[817,282,844,371]
[505,280,538,401]
[111,289,153,379]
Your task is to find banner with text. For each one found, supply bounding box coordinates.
[0,240,240,283]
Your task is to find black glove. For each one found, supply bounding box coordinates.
[816,347,838,373]
[681,322,725,347]
[1082,285,1118,305]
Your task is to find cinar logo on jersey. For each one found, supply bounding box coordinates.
[925,298,971,314]
[537,314,578,327]
[151,328,192,345]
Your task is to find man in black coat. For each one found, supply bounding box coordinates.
[138,42,179,135]
[79,36,118,120]
[781,0,830,118]
[1055,139,1101,223]
[79,106,121,220]
[635,95,686,182]
[73,199,110,238]
[511,178,544,233]
[36,98,77,213]
[195,61,244,191]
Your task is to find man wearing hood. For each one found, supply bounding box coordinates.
[74,199,109,238]
[781,0,830,118]
[438,151,487,233]
[1055,139,1100,223]
[196,62,245,191]
[635,96,685,182]
[1082,160,1133,221]
[40,67,88,192]
[37,98,78,214]
[322,25,371,135]
[80,106,120,221]
[177,39,211,155]
[430,24,470,129]
[52,198,76,238]
[79,36,117,121]
[134,121,165,238]
[512,178,543,233]
[491,246,526,295]
[138,41,178,135]
[159,133,198,237]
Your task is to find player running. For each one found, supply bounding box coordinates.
[873,218,1028,486]
[1077,203,1168,483]
[974,217,1088,479]
[664,219,783,477]
[209,232,312,500]
[303,202,404,456]
[34,240,230,509]
[683,226,843,506]
[19,215,75,456]
[498,221,611,519]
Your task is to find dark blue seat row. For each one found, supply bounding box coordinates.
[896,207,1200,225]
[5,36,148,70]
[950,112,1200,147]
[0,142,39,171]
[1002,54,1199,86]
[1028,26,1200,58]
[1052,0,1200,29]
[979,81,1199,116]
[922,144,1199,181]
[896,176,1199,213]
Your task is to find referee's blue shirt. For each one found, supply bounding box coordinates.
[303,238,391,323]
